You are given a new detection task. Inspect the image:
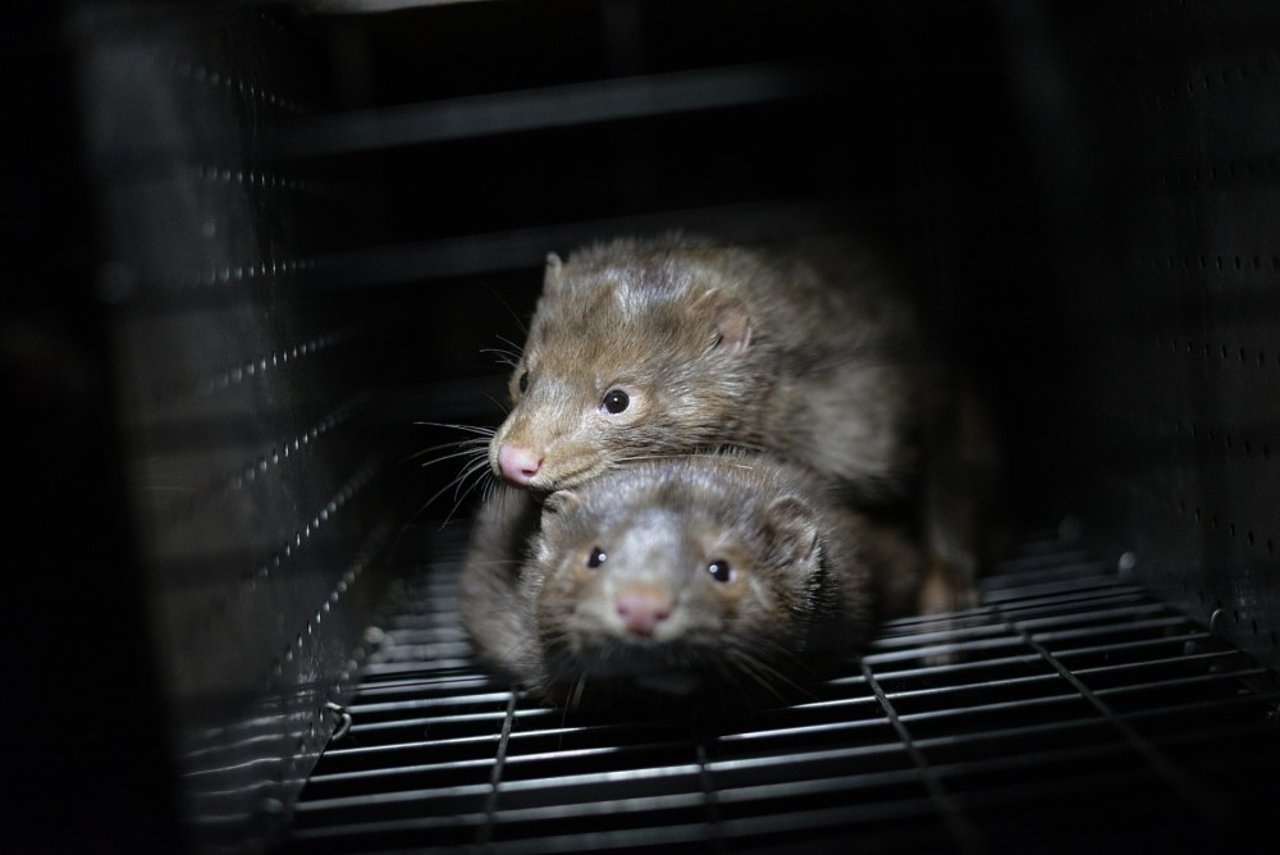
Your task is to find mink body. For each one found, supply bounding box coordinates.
[487,234,998,611]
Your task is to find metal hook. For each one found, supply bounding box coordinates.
[325,700,353,743]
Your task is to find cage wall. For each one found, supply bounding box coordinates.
[1042,0,1280,675]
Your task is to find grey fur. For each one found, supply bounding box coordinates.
[460,454,923,706]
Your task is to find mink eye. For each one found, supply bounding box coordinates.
[518,371,529,394]
[602,389,630,414]
[707,559,733,584]
[587,546,607,568]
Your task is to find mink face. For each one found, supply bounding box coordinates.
[534,506,790,690]
[490,242,760,493]
[521,457,866,702]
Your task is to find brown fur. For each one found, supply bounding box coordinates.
[460,454,924,707]
[491,234,922,499]
[489,234,996,611]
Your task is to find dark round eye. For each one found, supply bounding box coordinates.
[587,546,607,568]
[707,559,733,584]
[602,389,630,414]
[518,371,529,394]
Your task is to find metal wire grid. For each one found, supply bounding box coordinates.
[283,533,1280,853]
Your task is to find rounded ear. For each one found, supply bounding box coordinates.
[542,488,580,517]
[763,495,819,566]
[543,252,565,295]
[539,488,581,541]
[693,288,751,352]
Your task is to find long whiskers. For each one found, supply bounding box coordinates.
[483,392,511,416]
[402,437,490,467]
[495,333,527,354]
[427,456,494,528]
[727,637,817,703]
[568,669,589,713]
[480,347,521,368]
[413,421,498,437]
[722,648,794,705]
[402,422,500,531]
[475,279,529,337]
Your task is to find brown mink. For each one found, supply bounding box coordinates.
[487,234,998,612]
[460,454,924,708]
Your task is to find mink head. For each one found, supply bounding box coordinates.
[490,239,764,492]
[525,458,828,699]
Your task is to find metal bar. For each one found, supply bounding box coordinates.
[877,671,1064,703]
[1070,649,1246,677]
[711,768,933,804]
[304,756,501,786]
[301,198,856,289]
[501,741,693,769]
[1053,631,1215,660]
[713,716,891,745]
[989,588,1150,616]
[345,690,515,714]
[491,791,709,824]
[912,714,1107,752]
[706,741,908,775]
[1027,616,1193,644]
[477,693,519,846]
[693,739,727,855]
[895,691,1084,725]
[498,764,704,794]
[1011,602,1173,631]
[860,661,986,854]
[868,621,1009,649]
[319,733,502,760]
[351,674,495,697]
[342,709,533,738]
[1092,667,1272,698]
[292,781,491,814]
[851,651,1047,683]
[863,633,1027,665]
[286,811,490,843]
[265,63,824,159]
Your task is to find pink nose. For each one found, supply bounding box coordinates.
[497,443,542,485]
[615,587,673,637]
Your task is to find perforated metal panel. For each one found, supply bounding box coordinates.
[72,6,400,844]
[282,530,1279,853]
[1037,0,1280,673]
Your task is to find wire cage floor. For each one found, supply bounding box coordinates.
[282,526,1280,854]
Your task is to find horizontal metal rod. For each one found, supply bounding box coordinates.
[264,63,825,159]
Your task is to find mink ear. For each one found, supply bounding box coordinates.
[539,488,580,540]
[693,288,751,352]
[763,495,819,567]
[543,252,565,295]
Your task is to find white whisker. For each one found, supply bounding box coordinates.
[496,333,526,354]
[483,392,511,415]
[413,421,498,437]
[401,438,487,465]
